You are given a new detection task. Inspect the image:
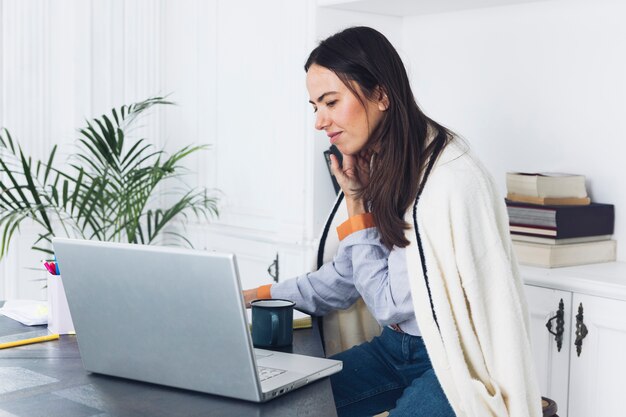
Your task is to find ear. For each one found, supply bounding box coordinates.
[376,86,389,111]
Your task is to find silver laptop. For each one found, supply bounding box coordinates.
[52,237,342,402]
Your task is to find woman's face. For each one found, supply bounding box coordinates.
[306,64,387,156]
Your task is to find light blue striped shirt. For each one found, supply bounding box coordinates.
[270,226,421,336]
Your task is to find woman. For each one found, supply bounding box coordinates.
[244,26,541,417]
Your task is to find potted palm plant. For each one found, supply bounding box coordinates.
[0,96,218,260]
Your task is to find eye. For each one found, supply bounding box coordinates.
[326,100,338,108]
[311,106,318,113]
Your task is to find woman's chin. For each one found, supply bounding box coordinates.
[336,144,361,156]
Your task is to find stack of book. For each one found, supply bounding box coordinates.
[506,172,616,268]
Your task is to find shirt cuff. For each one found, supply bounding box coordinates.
[336,213,376,241]
[257,284,272,299]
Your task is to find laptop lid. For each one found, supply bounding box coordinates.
[52,237,264,402]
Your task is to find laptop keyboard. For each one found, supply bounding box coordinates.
[258,366,286,382]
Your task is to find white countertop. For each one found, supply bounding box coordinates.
[520,261,626,301]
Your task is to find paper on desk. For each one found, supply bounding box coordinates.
[0,300,48,326]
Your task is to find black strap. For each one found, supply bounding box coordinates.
[412,138,446,332]
[317,192,344,269]
[315,192,344,353]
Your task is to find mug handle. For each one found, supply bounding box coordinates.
[270,312,279,346]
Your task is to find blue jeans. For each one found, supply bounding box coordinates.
[329,327,455,417]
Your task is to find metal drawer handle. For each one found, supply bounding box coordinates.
[267,253,279,283]
[574,302,588,357]
[545,298,565,352]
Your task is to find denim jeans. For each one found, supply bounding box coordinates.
[329,327,455,417]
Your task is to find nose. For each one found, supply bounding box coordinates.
[315,109,329,131]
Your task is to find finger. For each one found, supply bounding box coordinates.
[329,154,340,177]
[243,288,258,308]
[330,155,358,193]
[341,153,356,173]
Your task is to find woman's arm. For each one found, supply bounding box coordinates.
[273,215,415,325]
[270,259,361,316]
[243,240,360,315]
[342,226,415,326]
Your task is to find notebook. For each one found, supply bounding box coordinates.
[52,237,342,402]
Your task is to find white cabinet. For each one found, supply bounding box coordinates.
[568,293,626,417]
[524,285,572,417]
[522,262,626,417]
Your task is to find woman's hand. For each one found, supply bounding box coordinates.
[330,149,372,216]
[242,288,257,308]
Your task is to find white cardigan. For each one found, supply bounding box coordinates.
[318,138,542,417]
[408,139,542,416]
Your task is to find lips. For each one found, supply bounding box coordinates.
[327,132,342,144]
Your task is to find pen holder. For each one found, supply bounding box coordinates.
[47,275,75,334]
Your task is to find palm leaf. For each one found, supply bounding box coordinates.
[0,155,30,210]
[0,180,22,210]
[0,211,27,258]
[43,144,57,184]
[0,128,16,153]
[18,148,54,233]
[163,230,194,248]
[0,96,218,260]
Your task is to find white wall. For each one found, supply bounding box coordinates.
[402,0,626,259]
[0,0,180,299]
[5,0,621,300]
[0,0,321,300]
[176,0,318,291]
[0,0,93,299]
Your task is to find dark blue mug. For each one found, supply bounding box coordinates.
[251,299,295,348]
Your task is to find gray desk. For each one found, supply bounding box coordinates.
[0,302,337,417]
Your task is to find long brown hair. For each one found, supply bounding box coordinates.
[305,26,452,249]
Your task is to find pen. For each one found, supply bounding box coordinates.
[0,333,60,349]
[44,262,56,275]
[43,261,60,275]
